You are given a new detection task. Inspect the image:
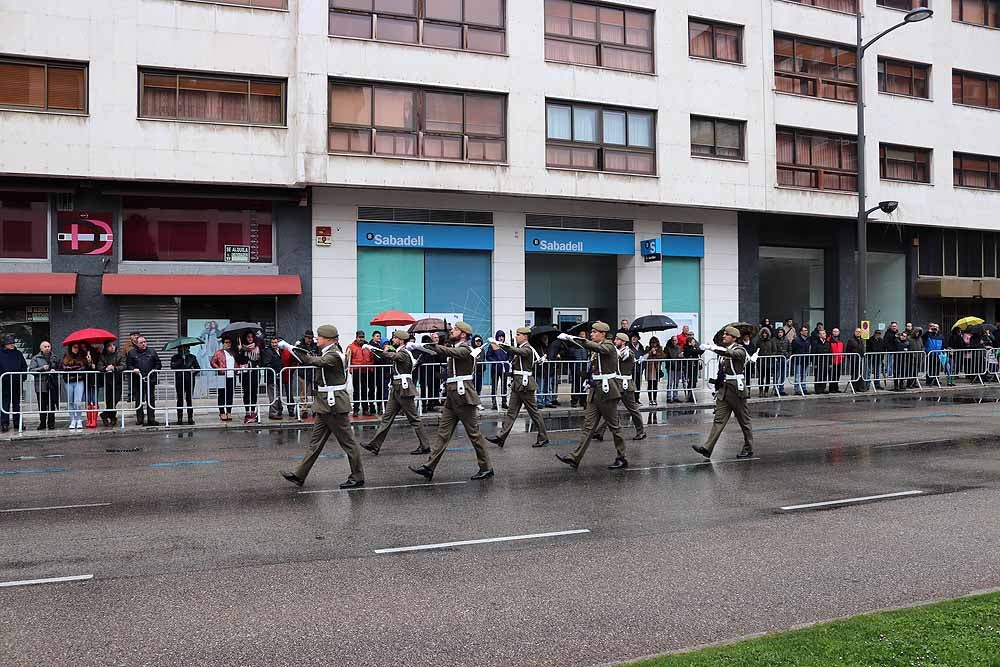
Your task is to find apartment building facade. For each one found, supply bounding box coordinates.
[1,0,999,355]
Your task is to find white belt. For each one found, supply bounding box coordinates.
[594,372,617,394]
[393,373,412,390]
[513,370,532,387]
[725,374,745,391]
[319,383,348,406]
[446,374,475,395]
[617,374,631,390]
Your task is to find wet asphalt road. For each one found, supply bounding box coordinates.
[2,390,999,667]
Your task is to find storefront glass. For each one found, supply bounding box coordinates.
[759,246,825,327]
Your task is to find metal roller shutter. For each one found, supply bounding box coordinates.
[118,299,179,352]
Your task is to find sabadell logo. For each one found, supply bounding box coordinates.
[367,232,425,247]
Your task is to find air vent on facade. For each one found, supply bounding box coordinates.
[55,193,74,211]
[525,215,634,232]
[662,222,704,235]
[357,207,493,226]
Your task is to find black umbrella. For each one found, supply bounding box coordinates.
[219,321,262,339]
[629,314,678,333]
[409,317,449,334]
[713,322,759,346]
[528,324,560,344]
[567,320,596,336]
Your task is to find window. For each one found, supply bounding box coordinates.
[329,0,506,54]
[774,35,857,102]
[880,144,931,183]
[878,58,930,98]
[121,197,273,263]
[545,100,655,174]
[139,70,286,126]
[328,80,506,162]
[954,152,1000,190]
[953,0,1000,28]
[688,19,743,63]
[877,0,929,9]
[544,0,654,73]
[184,0,287,7]
[0,57,86,113]
[776,126,857,191]
[953,70,1000,110]
[0,193,48,259]
[690,116,745,160]
[784,0,857,14]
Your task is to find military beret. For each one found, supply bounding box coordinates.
[592,321,610,333]
[392,329,411,341]
[516,326,531,335]
[724,326,741,338]
[316,324,339,338]
[615,332,629,343]
[455,321,473,335]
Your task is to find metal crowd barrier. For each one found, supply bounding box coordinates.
[149,367,279,426]
[787,352,863,395]
[0,369,142,433]
[635,357,705,404]
[862,351,927,391]
[926,348,992,387]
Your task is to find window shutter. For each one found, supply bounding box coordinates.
[0,62,45,108]
[46,67,86,111]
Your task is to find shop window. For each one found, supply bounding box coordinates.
[879,143,931,183]
[954,152,1000,190]
[121,197,273,263]
[918,228,943,276]
[776,126,858,191]
[0,194,48,259]
[943,230,958,275]
[0,57,87,113]
[953,70,1000,111]
[139,70,286,126]
[774,34,857,103]
[544,0,654,73]
[953,0,1000,28]
[545,100,655,175]
[877,58,930,98]
[690,116,745,160]
[959,230,984,278]
[688,19,743,64]
[330,0,506,54]
[329,80,506,162]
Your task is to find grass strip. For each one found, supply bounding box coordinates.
[627,591,1000,667]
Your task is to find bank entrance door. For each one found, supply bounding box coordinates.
[553,308,588,332]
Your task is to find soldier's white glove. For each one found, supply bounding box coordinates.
[277,340,292,351]
[362,344,374,351]
[699,342,711,351]
[557,333,573,341]
[487,337,498,345]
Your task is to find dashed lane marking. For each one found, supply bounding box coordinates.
[780,490,925,511]
[0,502,110,514]
[374,528,591,554]
[299,481,468,494]
[0,574,93,588]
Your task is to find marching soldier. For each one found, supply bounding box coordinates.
[409,322,494,481]
[554,321,628,470]
[486,327,549,448]
[693,326,754,460]
[591,332,646,442]
[360,330,431,456]
[277,325,364,489]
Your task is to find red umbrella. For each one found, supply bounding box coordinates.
[370,310,416,326]
[63,328,117,347]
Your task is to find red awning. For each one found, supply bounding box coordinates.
[0,273,77,295]
[102,274,302,296]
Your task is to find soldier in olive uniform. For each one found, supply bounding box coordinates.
[591,332,647,442]
[486,326,549,448]
[555,321,629,470]
[409,322,495,481]
[277,325,365,489]
[360,330,431,456]
[693,326,754,460]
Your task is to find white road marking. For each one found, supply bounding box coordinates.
[781,490,924,511]
[875,440,942,450]
[0,502,110,514]
[299,481,468,494]
[375,529,591,554]
[0,574,93,588]
[627,458,759,472]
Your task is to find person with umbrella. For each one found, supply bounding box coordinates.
[98,340,126,426]
[359,329,431,457]
[125,335,162,426]
[692,326,754,461]
[168,339,201,425]
[486,326,550,448]
[60,342,92,430]
[277,325,365,489]
[408,322,494,482]
[554,322,629,471]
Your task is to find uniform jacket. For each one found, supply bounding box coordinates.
[498,341,540,393]
[617,345,638,391]
[426,341,480,407]
[578,337,621,402]
[371,346,418,398]
[295,343,351,415]
[715,344,750,399]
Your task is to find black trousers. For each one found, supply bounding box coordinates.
[37,392,56,428]
[136,378,155,422]
[218,378,235,414]
[175,377,194,420]
[102,375,122,420]
[242,370,259,414]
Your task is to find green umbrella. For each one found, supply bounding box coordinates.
[164,336,204,351]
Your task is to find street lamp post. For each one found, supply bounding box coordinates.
[855,6,933,327]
